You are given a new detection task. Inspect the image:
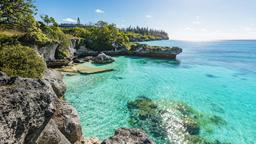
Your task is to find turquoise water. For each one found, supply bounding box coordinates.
[64,40,256,144]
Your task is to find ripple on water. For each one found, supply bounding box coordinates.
[65,47,256,144]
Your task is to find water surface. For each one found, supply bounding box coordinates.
[64,40,256,144]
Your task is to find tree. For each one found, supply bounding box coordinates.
[40,15,58,26]
[89,21,129,51]
[0,0,37,31]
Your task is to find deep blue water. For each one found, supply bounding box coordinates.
[64,40,256,144]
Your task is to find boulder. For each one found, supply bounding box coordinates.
[36,119,71,144]
[44,69,66,98]
[102,128,155,144]
[0,72,56,144]
[86,137,101,144]
[53,100,83,144]
[92,53,115,64]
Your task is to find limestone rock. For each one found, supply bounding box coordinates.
[53,100,83,144]
[36,119,71,144]
[92,53,115,64]
[129,44,182,59]
[102,128,155,144]
[86,137,101,144]
[0,73,56,144]
[0,71,84,144]
[44,69,66,98]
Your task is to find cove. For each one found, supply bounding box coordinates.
[64,40,256,144]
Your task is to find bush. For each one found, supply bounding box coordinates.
[0,45,46,78]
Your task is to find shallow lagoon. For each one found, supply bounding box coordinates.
[64,40,256,144]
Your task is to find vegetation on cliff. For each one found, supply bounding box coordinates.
[62,21,129,51]
[122,26,169,42]
[0,45,46,78]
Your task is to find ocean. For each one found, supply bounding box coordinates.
[64,40,256,144]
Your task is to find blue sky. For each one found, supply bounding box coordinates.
[35,0,256,41]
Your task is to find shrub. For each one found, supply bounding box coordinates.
[0,45,46,78]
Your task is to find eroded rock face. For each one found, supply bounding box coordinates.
[102,128,155,144]
[0,71,83,144]
[36,119,71,144]
[92,53,115,64]
[44,69,66,98]
[129,44,182,59]
[0,72,56,144]
[53,100,83,144]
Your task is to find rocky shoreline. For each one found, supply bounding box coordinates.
[40,39,182,68]
[0,70,155,144]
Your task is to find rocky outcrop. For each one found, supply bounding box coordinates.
[36,119,71,144]
[129,44,182,59]
[0,70,83,144]
[102,128,155,144]
[0,72,56,144]
[44,69,66,98]
[53,100,82,143]
[37,44,59,61]
[75,44,182,59]
[36,39,80,68]
[92,53,115,64]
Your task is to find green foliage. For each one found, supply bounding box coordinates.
[0,0,37,31]
[20,26,51,46]
[0,44,46,78]
[40,15,58,26]
[62,27,91,38]
[123,26,169,42]
[0,30,24,45]
[62,21,129,51]
[88,21,129,51]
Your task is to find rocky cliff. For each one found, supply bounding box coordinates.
[0,70,83,144]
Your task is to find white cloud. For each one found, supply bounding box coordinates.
[95,9,104,14]
[63,18,76,23]
[146,15,152,18]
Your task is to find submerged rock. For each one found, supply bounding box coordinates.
[127,97,170,143]
[102,128,155,144]
[127,97,229,144]
[92,53,115,64]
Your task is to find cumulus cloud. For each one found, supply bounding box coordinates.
[63,18,76,23]
[146,15,152,18]
[95,9,104,14]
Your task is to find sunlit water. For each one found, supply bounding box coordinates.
[64,40,256,144]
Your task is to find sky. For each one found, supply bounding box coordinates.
[35,0,256,41]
